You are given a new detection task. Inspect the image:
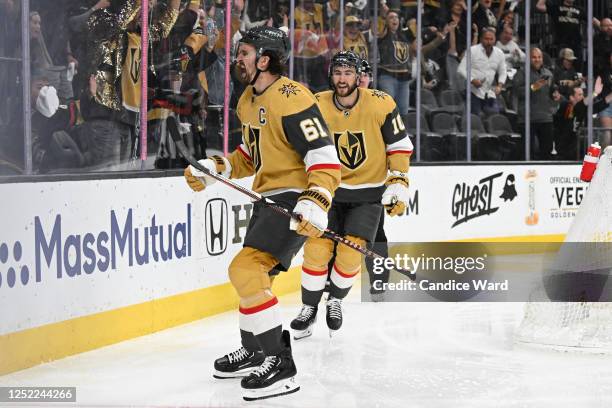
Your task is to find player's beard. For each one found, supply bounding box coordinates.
[234,62,253,85]
[334,81,358,98]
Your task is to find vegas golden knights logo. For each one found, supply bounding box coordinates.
[242,124,262,171]
[129,48,141,84]
[333,131,366,169]
[393,41,409,64]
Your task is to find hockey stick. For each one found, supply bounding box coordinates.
[167,116,415,280]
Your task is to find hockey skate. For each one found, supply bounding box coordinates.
[290,305,317,340]
[213,346,265,379]
[326,296,343,337]
[241,330,300,401]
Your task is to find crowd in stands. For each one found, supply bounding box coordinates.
[0,0,611,175]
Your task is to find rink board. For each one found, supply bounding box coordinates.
[0,163,583,374]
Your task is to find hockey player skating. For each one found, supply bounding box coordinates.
[290,51,413,339]
[183,27,341,401]
[359,58,394,302]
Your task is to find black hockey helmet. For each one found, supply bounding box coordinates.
[328,50,362,89]
[239,26,291,65]
[359,58,372,78]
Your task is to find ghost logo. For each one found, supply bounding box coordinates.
[500,174,517,201]
[205,198,228,256]
[333,131,367,169]
[451,172,502,227]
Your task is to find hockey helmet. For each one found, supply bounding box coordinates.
[359,58,372,78]
[328,50,362,89]
[238,26,291,65]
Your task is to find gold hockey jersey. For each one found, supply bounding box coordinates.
[343,32,369,61]
[315,88,413,202]
[228,76,341,197]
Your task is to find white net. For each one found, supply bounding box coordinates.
[515,146,612,352]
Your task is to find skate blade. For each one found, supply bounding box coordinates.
[292,326,314,340]
[243,377,300,401]
[328,328,339,338]
[213,366,257,379]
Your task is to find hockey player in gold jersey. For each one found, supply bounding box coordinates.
[183,27,340,401]
[291,51,413,339]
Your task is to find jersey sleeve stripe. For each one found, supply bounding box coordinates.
[237,144,252,161]
[307,163,342,172]
[386,136,414,154]
[304,144,340,170]
[387,149,413,155]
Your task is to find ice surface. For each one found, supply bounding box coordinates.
[2,286,612,408]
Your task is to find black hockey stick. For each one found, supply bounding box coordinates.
[167,116,415,280]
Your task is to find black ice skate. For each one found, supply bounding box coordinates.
[241,330,300,401]
[213,346,265,379]
[290,305,317,340]
[326,296,343,337]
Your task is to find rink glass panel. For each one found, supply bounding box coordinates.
[0,0,607,178]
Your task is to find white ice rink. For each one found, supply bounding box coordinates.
[2,286,612,408]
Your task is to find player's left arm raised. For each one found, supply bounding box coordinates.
[283,103,341,237]
[380,100,413,216]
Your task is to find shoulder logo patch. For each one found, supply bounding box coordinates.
[370,90,387,99]
[279,83,300,98]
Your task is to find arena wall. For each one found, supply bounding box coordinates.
[0,163,586,374]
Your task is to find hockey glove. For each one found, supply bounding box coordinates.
[381,171,409,216]
[290,187,332,237]
[184,156,231,192]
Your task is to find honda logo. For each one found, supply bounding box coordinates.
[205,198,228,255]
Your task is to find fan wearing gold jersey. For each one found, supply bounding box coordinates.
[290,51,413,339]
[183,27,340,401]
[343,15,371,61]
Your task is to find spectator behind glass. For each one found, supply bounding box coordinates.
[496,24,525,70]
[81,0,179,170]
[553,82,612,160]
[536,0,585,65]
[66,1,111,96]
[596,52,612,149]
[594,18,612,76]
[496,10,514,34]
[0,0,21,127]
[30,0,77,70]
[409,24,451,92]
[457,27,507,115]
[343,15,371,61]
[377,9,413,115]
[242,0,273,29]
[445,0,474,91]
[30,11,74,102]
[292,0,332,92]
[30,69,83,173]
[553,48,584,98]
[472,0,498,35]
[514,48,560,160]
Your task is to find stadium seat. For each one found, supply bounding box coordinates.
[431,112,465,161]
[486,114,523,160]
[438,89,465,114]
[460,114,501,161]
[405,112,445,161]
